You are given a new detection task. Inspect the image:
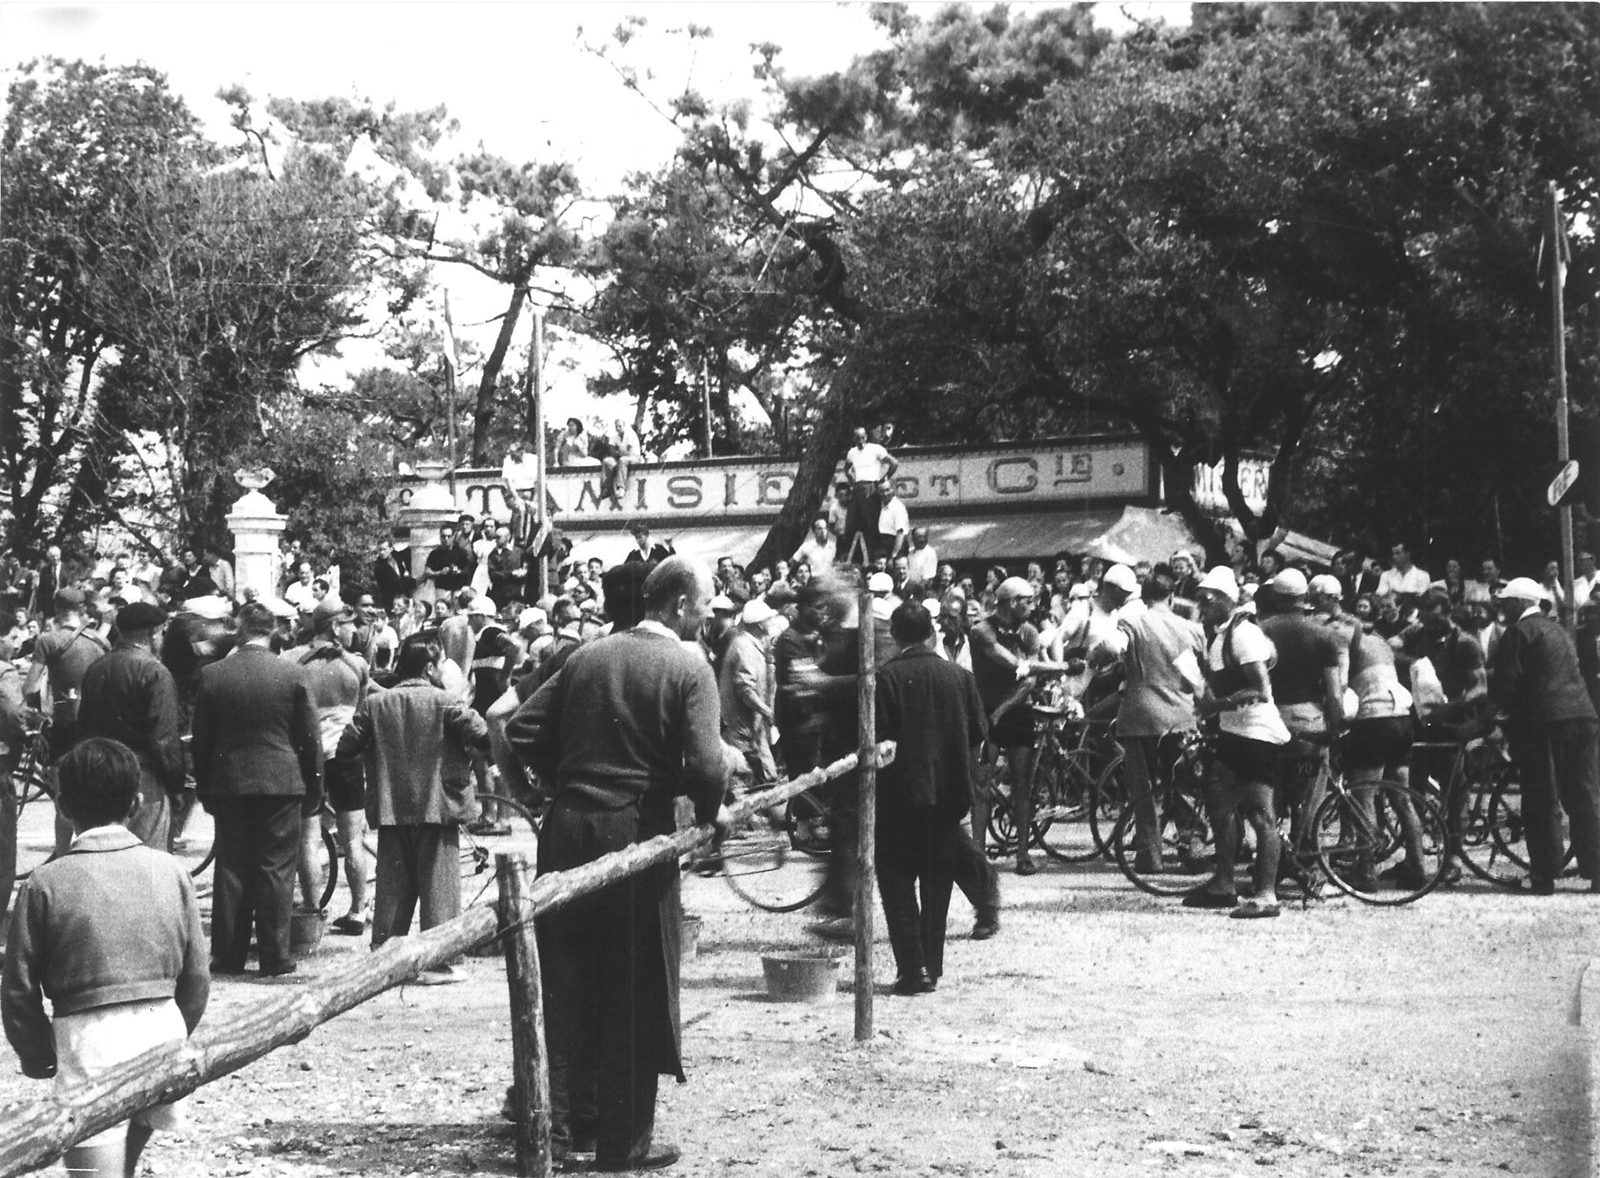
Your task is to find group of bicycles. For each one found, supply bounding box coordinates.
[714,697,1549,912]
[9,697,1547,917]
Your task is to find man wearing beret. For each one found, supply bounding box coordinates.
[75,601,185,851]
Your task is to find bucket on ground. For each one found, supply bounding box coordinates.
[761,950,844,1003]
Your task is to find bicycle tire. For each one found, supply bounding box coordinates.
[1037,747,1104,863]
[12,766,58,883]
[719,798,830,913]
[180,824,339,910]
[458,792,545,894]
[1108,779,1216,898]
[1450,753,1528,889]
[984,755,1024,855]
[1314,781,1447,906]
[1087,752,1126,855]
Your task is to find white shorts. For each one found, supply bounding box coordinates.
[54,998,188,1148]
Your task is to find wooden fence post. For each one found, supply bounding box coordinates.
[497,853,552,1178]
[855,585,877,1042]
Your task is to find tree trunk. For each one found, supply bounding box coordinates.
[748,362,856,574]
[474,283,530,464]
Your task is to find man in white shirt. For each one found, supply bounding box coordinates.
[793,516,835,569]
[877,478,911,560]
[842,426,897,563]
[1377,542,1430,600]
[1575,550,1598,608]
[906,527,937,588]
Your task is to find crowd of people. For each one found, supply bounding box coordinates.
[4,455,1600,1171]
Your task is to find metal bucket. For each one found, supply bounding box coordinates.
[760,950,844,1003]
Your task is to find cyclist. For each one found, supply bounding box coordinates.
[1115,568,1206,874]
[1186,565,1291,919]
[971,576,1073,875]
[1257,569,1345,874]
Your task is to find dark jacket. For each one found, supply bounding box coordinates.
[1489,610,1598,726]
[76,641,186,794]
[191,644,322,800]
[874,644,988,813]
[372,549,416,603]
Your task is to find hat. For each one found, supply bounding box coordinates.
[1269,568,1309,599]
[1308,573,1343,599]
[871,596,896,621]
[868,572,895,594]
[765,583,798,607]
[996,576,1035,602]
[312,597,354,624]
[1100,564,1139,596]
[742,599,777,626]
[1196,566,1240,602]
[1498,577,1544,603]
[1067,582,1095,601]
[181,595,234,621]
[53,587,85,610]
[467,595,497,616]
[115,602,166,632]
[518,606,548,631]
[709,594,738,614]
[262,596,299,621]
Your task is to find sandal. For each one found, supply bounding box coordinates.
[1229,898,1281,920]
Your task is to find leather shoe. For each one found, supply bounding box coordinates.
[1519,876,1556,896]
[971,916,999,941]
[891,969,936,996]
[594,1142,681,1172]
[259,961,298,977]
[1180,887,1237,910]
[1014,855,1039,877]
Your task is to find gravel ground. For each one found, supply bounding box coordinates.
[0,849,1595,1177]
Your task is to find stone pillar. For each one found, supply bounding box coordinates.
[400,476,462,591]
[226,488,288,603]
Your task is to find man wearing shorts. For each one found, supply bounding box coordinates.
[1186,566,1291,919]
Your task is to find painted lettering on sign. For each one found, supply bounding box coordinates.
[757,472,789,506]
[667,475,702,510]
[928,474,959,498]
[987,456,1039,495]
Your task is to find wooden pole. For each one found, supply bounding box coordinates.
[855,585,877,1042]
[530,311,549,599]
[701,354,714,458]
[1550,182,1576,631]
[497,853,552,1178]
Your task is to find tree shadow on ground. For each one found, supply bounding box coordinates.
[250,1120,519,1174]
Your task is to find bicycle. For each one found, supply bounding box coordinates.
[1110,726,1451,906]
[717,785,831,912]
[12,720,60,882]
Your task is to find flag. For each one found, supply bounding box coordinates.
[441,291,462,379]
[1538,197,1571,291]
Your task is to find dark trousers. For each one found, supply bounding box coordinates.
[1507,717,1600,882]
[819,766,860,917]
[877,806,960,980]
[209,795,302,971]
[372,825,460,948]
[951,820,999,916]
[841,481,881,561]
[538,799,679,1166]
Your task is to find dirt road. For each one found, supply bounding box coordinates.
[1,856,1593,1177]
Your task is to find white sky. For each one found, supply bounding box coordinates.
[1,1,1190,430]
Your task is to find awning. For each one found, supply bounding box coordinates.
[562,525,774,568]
[1084,506,1206,566]
[930,512,1121,562]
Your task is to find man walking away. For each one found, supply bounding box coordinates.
[874,602,988,995]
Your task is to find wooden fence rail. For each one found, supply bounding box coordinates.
[0,742,894,1178]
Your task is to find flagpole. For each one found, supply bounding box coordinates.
[444,292,461,502]
[1549,181,1574,630]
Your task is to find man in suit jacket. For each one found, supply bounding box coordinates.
[507,556,730,1173]
[191,602,323,975]
[874,601,989,995]
[1488,577,1600,893]
[372,538,416,605]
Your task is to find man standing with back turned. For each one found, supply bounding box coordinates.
[507,556,731,1172]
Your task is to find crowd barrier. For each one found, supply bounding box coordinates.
[0,741,895,1178]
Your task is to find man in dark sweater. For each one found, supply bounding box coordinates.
[75,603,185,851]
[507,556,730,1172]
[1489,577,1600,893]
[874,602,988,996]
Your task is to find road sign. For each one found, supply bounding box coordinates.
[1549,459,1581,507]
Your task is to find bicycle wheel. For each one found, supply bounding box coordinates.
[1314,781,1447,906]
[719,799,829,913]
[459,792,544,896]
[1451,752,1528,889]
[1037,747,1104,863]
[1108,778,1216,897]
[12,764,59,883]
[984,756,1023,855]
[1087,753,1126,856]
